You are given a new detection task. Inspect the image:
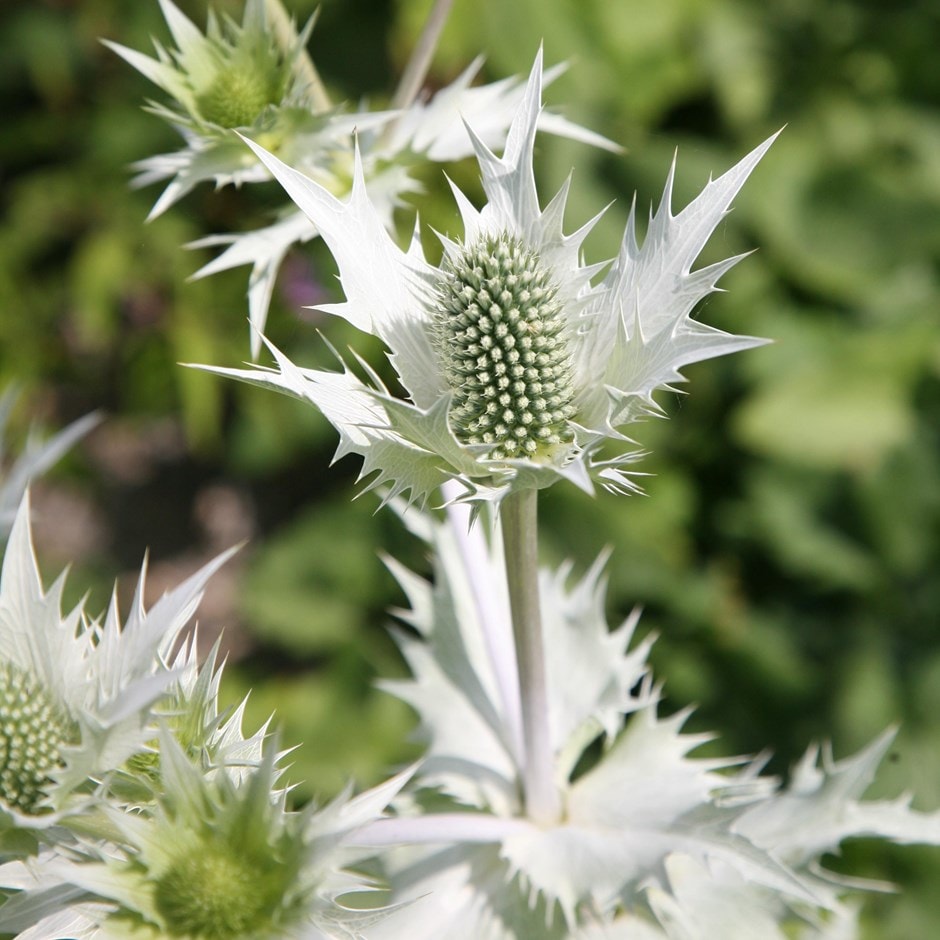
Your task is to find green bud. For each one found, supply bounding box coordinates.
[196,61,282,129]
[154,842,281,938]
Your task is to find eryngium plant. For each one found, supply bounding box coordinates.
[202,52,773,509]
[4,739,412,940]
[0,493,414,940]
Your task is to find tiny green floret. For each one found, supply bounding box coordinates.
[0,660,74,814]
[154,843,281,938]
[196,60,283,129]
[435,234,577,461]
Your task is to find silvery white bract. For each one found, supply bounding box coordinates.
[109,2,617,357]
[379,500,656,816]
[0,390,99,538]
[352,503,804,936]
[0,494,234,841]
[570,855,861,940]
[0,739,412,940]
[353,504,940,938]
[735,728,940,904]
[0,853,108,940]
[202,51,773,509]
[382,55,618,163]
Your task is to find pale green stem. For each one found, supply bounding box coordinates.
[390,0,455,111]
[500,488,561,824]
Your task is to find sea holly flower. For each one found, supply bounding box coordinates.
[103,0,328,218]
[106,0,392,356]
[201,51,775,508]
[1,735,413,940]
[0,493,234,852]
[110,2,617,356]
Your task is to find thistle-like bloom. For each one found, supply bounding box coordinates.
[0,494,233,844]
[103,0,326,214]
[346,504,940,938]
[2,736,412,940]
[203,51,774,507]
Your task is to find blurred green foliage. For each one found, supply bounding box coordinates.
[3,0,940,933]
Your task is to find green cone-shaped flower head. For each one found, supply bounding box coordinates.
[153,832,294,937]
[0,661,75,815]
[42,734,413,940]
[435,234,576,460]
[105,0,314,133]
[195,46,285,130]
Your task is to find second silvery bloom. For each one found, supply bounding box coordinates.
[203,50,775,509]
[0,495,234,846]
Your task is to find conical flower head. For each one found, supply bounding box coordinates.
[0,494,234,839]
[203,50,775,509]
[104,0,314,133]
[0,660,75,815]
[102,0,342,228]
[434,234,578,461]
[9,734,413,940]
[119,739,307,939]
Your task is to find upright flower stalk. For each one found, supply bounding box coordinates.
[389,0,456,111]
[501,488,559,824]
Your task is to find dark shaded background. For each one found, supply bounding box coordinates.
[2,0,939,933]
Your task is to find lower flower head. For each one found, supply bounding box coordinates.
[435,234,577,461]
[45,736,413,940]
[0,493,237,833]
[154,838,288,938]
[0,661,75,815]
